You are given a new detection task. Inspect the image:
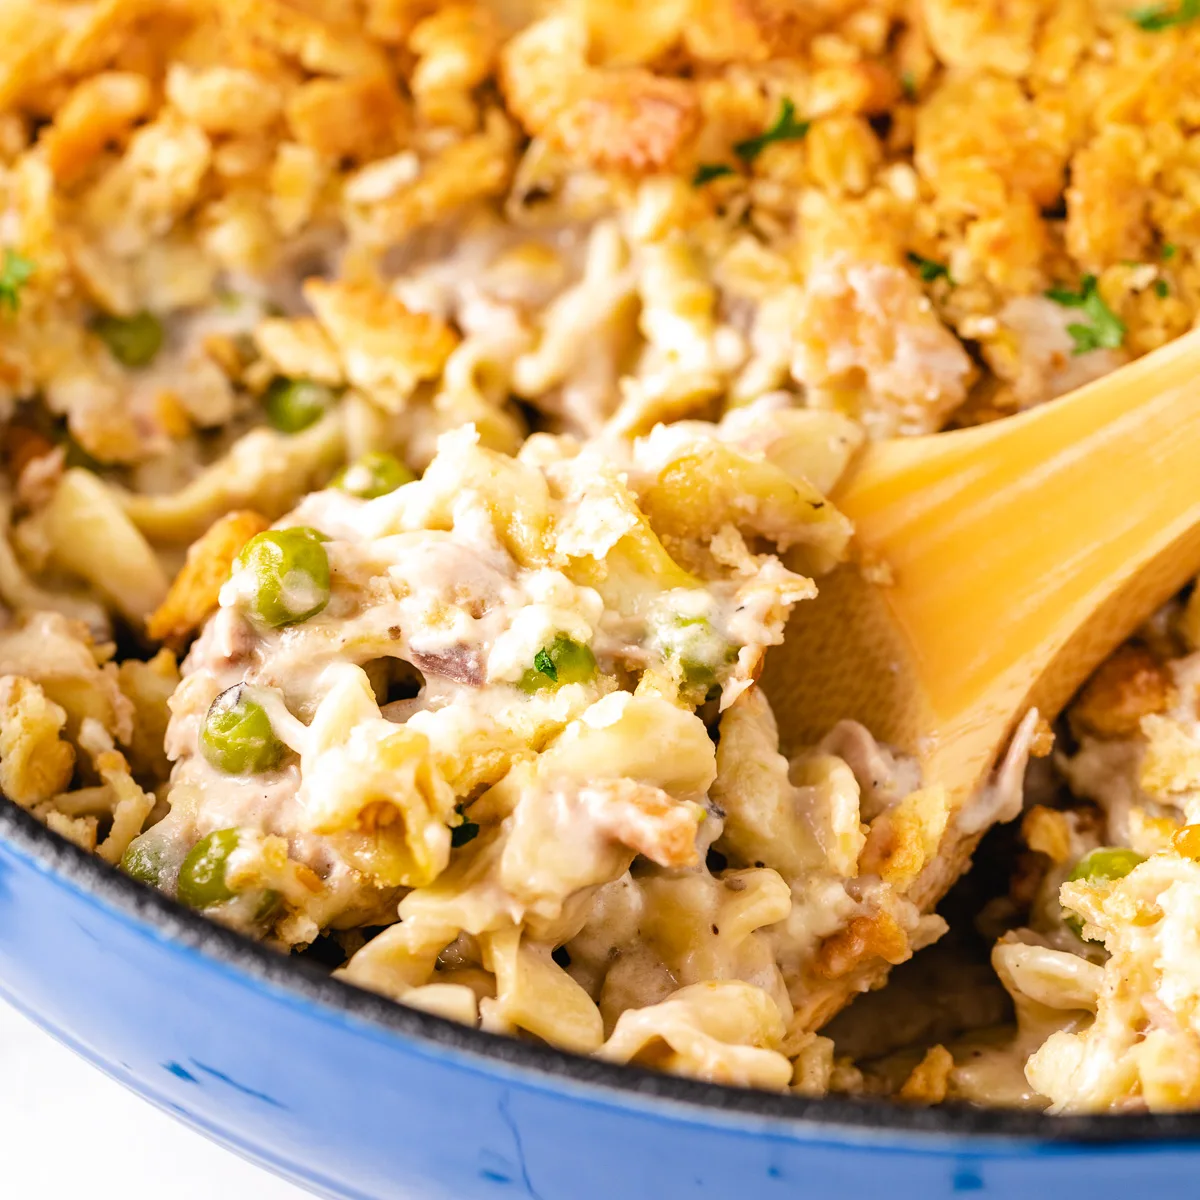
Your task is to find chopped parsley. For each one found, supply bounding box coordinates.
[451,818,479,848]
[907,251,952,284]
[693,163,736,186]
[532,646,557,683]
[519,635,597,693]
[734,98,810,163]
[1163,242,1178,259]
[1155,278,1171,297]
[901,70,918,100]
[0,249,35,314]
[1045,275,1126,354]
[1129,0,1200,28]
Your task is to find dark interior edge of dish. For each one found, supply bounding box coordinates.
[1,796,1190,1145]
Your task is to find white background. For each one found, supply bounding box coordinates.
[0,998,313,1198]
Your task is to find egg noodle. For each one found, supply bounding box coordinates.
[1,0,1200,1110]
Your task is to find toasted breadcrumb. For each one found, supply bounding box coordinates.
[305,279,459,407]
[147,510,270,648]
[0,675,75,806]
[1070,644,1173,740]
[6,0,1200,1111]
[815,911,911,980]
[899,1044,954,1105]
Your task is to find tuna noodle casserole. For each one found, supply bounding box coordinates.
[2,0,1200,1112]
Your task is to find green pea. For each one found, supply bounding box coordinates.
[264,377,338,433]
[120,834,167,888]
[176,829,280,922]
[177,828,241,909]
[1067,846,1145,885]
[199,685,287,774]
[333,452,415,499]
[519,635,596,693]
[656,614,737,702]
[1064,847,1145,939]
[679,657,722,700]
[93,311,164,368]
[253,889,282,923]
[235,527,331,628]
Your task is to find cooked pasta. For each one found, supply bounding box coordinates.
[0,0,1200,1107]
[952,597,1200,1114]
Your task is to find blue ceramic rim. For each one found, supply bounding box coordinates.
[4,796,1197,1149]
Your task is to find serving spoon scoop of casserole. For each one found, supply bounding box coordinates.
[764,325,1200,811]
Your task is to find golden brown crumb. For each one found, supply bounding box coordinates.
[153,390,193,440]
[43,72,151,184]
[285,75,409,163]
[1021,804,1073,865]
[408,3,499,130]
[1066,127,1151,274]
[1172,824,1200,863]
[253,317,344,386]
[815,911,910,980]
[501,16,699,174]
[1070,643,1173,740]
[858,786,951,889]
[359,112,516,244]
[0,675,75,806]
[2,424,56,484]
[1028,716,1055,758]
[898,1044,954,1104]
[146,510,270,649]
[304,278,459,405]
[225,0,391,78]
[685,0,854,62]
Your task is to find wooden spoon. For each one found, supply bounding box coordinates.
[764,326,1200,810]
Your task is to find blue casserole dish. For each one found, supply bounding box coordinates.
[1,798,1197,1200]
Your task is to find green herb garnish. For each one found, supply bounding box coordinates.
[1129,0,1200,29]
[901,70,918,100]
[907,251,952,284]
[1045,275,1126,354]
[734,98,810,163]
[519,635,596,693]
[693,163,736,186]
[1163,242,1178,259]
[0,249,35,314]
[451,819,480,848]
[1155,279,1170,298]
[533,646,557,682]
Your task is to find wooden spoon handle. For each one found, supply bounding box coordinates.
[764,326,1200,801]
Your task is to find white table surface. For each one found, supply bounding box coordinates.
[0,997,314,1198]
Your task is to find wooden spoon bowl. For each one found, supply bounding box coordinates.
[765,326,1200,808]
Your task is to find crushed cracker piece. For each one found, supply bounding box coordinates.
[147,510,270,648]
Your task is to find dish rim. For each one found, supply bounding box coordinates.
[4,796,1199,1149]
